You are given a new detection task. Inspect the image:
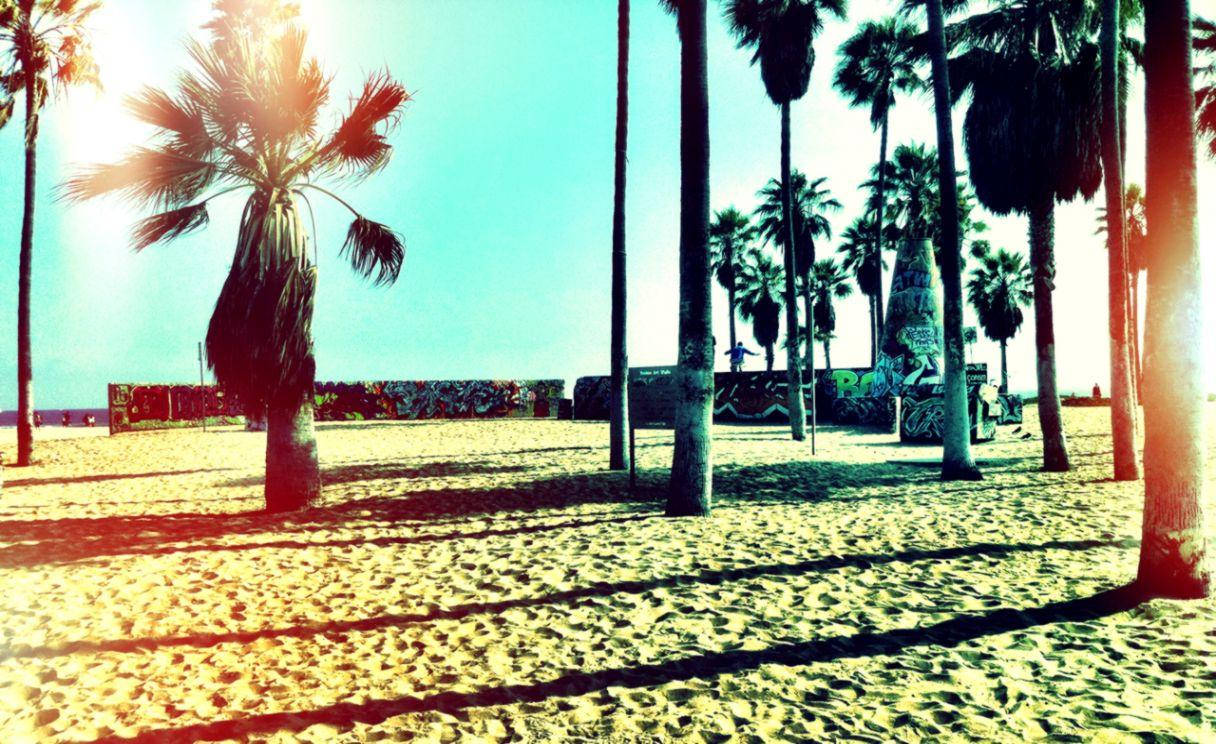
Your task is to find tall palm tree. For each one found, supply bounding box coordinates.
[0,0,99,467]
[836,214,892,365]
[753,171,840,359]
[609,0,630,472]
[737,251,785,371]
[661,0,713,517]
[726,0,847,445]
[710,206,756,360]
[1138,0,1208,599]
[66,1,408,512]
[947,0,1105,472]
[835,16,924,358]
[966,245,1032,394]
[1098,182,1148,395]
[913,0,983,480]
[807,258,852,369]
[885,142,938,237]
[1100,0,1139,481]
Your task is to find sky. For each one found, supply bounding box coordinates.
[0,0,1213,409]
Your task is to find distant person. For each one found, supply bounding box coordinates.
[61,410,71,427]
[725,342,758,372]
[33,412,43,428]
[1092,383,1102,399]
[83,413,96,427]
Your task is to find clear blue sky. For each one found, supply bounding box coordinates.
[0,0,1212,409]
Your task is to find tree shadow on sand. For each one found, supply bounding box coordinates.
[5,537,1130,661]
[0,458,937,568]
[1,468,231,488]
[93,583,1145,744]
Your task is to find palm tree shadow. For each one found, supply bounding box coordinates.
[7,537,1127,661]
[99,584,1145,744]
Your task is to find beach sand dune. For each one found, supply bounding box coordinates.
[1,408,1214,742]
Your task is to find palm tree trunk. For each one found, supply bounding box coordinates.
[765,345,774,371]
[873,113,890,363]
[801,278,813,360]
[823,338,832,371]
[1131,274,1143,400]
[1028,197,1071,472]
[1137,0,1209,599]
[925,0,980,480]
[609,0,631,472]
[667,0,712,518]
[868,294,877,368]
[16,77,38,467]
[727,282,738,367]
[264,374,321,512]
[999,339,1008,395]
[779,102,808,442]
[1101,0,1140,481]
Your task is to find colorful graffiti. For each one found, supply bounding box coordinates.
[873,238,945,397]
[713,371,816,423]
[997,393,1024,424]
[899,384,999,443]
[314,379,563,421]
[108,379,564,433]
[108,384,244,433]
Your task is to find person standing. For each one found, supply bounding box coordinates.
[725,342,759,372]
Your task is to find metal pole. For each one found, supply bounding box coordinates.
[198,341,207,433]
[629,421,636,491]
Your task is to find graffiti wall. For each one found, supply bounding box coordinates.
[108,379,564,433]
[997,393,1024,424]
[108,384,244,433]
[873,238,945,397]
[899,384,999,443]
[314,379,563,421]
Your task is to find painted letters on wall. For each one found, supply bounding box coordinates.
[109,379,565,433]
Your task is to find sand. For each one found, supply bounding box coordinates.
[0,407,1214,743]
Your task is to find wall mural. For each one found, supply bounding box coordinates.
[997,393,1024,424]
[900,384,1000,443]
[872,238,945,398]
[108,384,244,433]
[109,379,564,433]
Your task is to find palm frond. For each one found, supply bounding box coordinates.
[320,71,408,177]
[0,94,12,129]
[341,216,404,286]
[130,202,209,251]
[62,146,216,207]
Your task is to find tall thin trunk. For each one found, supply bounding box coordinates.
[1101,0,1140,481]
[16,75,38,467]
[1137,0,1208,599]
[868,294,877,368]
[667,0,712,518]
[765,345,774,371]
[1028,197,1071,471]
[780,102,808,442]
[999,339,1009,395]
[926,0,980,480]
[609,0,631,471]
[265,372,321,512]
[801,278,813,360]
[823,337,832,370]
[873,112,890,362]
[1131,274,1143,400]
[727,282,738,358]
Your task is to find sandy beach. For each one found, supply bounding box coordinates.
[0,408,1213,742]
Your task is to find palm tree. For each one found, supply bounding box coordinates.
[885,142,938,237]
[947,0,1105,473]
[836,214,892,365]
[1137,0,1209,599]
[1100,0,1139,481]
[1195,16,1214,157]
[835,16,924,358]
[914,0,982,480]
[662,0,713,517]
[66,1,407,512]
[753,171,840,360]
[609,0,630,472]
[710,206,756,362]
[966,245,1032,394]
[0,0,98,467]
[726,0,847,445]
[806,258,852,369]
[737,252,785,371]
[1097,183,1148,395]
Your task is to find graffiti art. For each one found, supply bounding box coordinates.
[108,378,565,433]
[996,393,1024,424]
[108,384,244,433]
[899,384,999,443]
[872,238,945,397]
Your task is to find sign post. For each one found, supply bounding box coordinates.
[198,342,207,433]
